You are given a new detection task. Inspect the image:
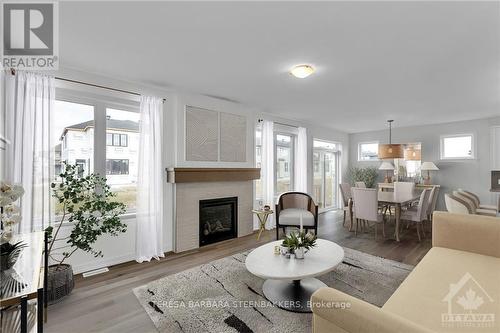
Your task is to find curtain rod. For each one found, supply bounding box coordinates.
[258,118,299,128]
[56,77,166,102]
[9,68,166,102]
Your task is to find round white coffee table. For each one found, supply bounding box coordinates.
[245,239,344,313]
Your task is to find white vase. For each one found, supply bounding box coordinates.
[295,247,305,259]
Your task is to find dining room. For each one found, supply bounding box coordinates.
[335,116,500,249]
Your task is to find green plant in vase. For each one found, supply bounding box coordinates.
[281,230,317,259]
[45,162,127,302]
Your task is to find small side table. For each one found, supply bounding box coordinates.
[252,209,273,240]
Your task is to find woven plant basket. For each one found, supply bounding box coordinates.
[47,264,74,304]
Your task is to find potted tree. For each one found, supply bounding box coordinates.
[46,163,127,302]
[348,167,379,188]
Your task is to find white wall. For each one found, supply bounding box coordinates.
[348,117,500,210]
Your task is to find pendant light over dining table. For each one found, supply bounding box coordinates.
[378,120,403,159]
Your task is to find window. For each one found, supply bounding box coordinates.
[441,134,474,159]
[106,159,129,175]
[52,100,95,216]
[106,108,140,212]
[75,159,87,177]
[313,139,340,210]
[106,132,128,147]
[106,133,113,146]
[275,133,294,195]
[52,92,140,215]
[358,142,379,161]
[120,134,127,147]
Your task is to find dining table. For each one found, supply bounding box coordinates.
[348,189,422,242]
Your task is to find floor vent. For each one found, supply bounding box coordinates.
[82,267,109,278]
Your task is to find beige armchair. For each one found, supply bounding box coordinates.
[445,193,473,214]
[457,189,498,214]
[452,191,496,217]
[275,192,318,239]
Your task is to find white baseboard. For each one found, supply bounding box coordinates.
[71,252,135,274]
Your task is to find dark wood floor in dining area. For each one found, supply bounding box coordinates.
[45,210,432,333]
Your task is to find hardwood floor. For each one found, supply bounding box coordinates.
[46,210,431,333]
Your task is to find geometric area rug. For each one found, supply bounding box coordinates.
[133,247,413,333]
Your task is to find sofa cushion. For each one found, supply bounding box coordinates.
[279,208,315,226]
[383,247,500,332]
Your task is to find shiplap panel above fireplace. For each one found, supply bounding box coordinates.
[185,105,247,163]
[185,106,219,161]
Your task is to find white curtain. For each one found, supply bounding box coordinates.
[261,120,275,229]
[295,127,308,193]
[136,96,164,263]
[4,71,54,233]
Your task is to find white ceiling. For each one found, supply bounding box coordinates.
[60,1,500,133]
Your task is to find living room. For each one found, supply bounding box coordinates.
[0,1,499,333]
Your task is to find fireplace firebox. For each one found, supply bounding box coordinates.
[199,197,238,246]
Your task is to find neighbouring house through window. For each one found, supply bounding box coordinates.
[53,93,140,215]
[106,108,140,212]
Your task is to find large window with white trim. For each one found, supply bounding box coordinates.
[313,139,340,210]
[53,89,140,214]
[358,142,379,161]
[275,133,295,195]
[440,134,474,160]
[53,100,95,215]
[106,108,140,211]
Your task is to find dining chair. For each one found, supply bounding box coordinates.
[400,189,431,241]
[424,186,439,231]
[354,181,366,188]
[393,182,415,196]
[428,186,440,219]
[351,188,385,239]
[275,192,318,239]
[339,183,352,227]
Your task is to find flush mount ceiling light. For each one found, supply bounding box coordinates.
[290,64,315,78]
[378,120,404,159]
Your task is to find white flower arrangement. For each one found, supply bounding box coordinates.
[0,181,24,244]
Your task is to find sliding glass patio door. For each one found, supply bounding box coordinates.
[313,140,340,211]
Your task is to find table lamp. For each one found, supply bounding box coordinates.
[421,162,439,185]
[379,161,395,183]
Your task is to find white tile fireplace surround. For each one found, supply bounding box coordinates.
[174,181,253,252]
